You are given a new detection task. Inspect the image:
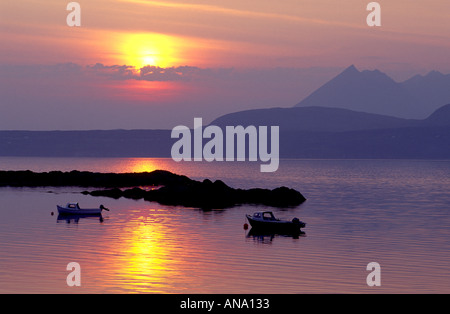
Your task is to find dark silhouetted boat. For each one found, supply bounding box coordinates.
[246,211,306,232]
[57,203,109,215]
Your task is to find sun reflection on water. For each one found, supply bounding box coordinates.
[109,212,182,293]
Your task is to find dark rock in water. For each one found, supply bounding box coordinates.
[0,169,306,209]
[0,169,191,188]
[84,179,306,209]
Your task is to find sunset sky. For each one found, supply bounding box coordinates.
[1,0,450,130]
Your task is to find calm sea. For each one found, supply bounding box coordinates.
[0,157,449,293]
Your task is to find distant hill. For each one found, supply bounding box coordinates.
[294,65,450,119]
[210,106,418,132]
[421,103,450,126]
[209,104,450,159]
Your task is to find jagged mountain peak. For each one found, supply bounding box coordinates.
[295,65,450,119]
[426,70,444,78]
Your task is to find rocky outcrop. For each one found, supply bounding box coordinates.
[0,169,306,209]
[84,179,306,209]
[0,169,191,188]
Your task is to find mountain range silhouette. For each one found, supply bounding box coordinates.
[294,65,450,119]
[1,66,449,159]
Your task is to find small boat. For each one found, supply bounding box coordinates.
[246,211,306,231]
[57,203,109,215]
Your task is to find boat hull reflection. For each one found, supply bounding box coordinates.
[57,213,104,223]
[246,228,306,242]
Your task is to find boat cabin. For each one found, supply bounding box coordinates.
[252,211,278,221]
[66,203,80,209]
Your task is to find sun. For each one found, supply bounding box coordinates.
[118,33,178,69]
[142,55,157,66]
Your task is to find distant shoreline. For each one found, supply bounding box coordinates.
[0,169,306,209]
[1,104,449,160]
